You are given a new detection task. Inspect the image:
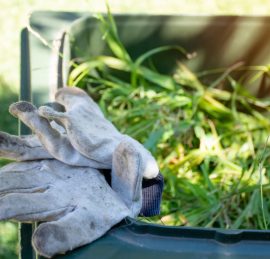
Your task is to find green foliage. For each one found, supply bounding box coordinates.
[2,2,270,258]
[0,78,18,258]
[0,222,18,259]
[0,77,18,134]
[69,10,270,229]
[0,77,18,167]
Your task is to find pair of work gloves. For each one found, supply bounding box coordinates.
[0,86,163,258]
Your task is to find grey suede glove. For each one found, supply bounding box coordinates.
[8,102,109,168]
[0,124,149,257]
[0,132,52,161]
[8,87,159,215]
[37,87,159,179]
[0,86,161,258]
[0,159,131,258]
[0,127,149,217]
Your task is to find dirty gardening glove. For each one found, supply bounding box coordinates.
[0,128,161,219]
[0,103,79,162]
[39,87,160,215]
[0,102,92,164]
[8,101,110,168]
[0,122,149,257]
[0,132,52,161]
[0,128,163,219]
[0,159,130,258]
[0,130,150,218]
[37,87,159,179]
[9,87,160,216]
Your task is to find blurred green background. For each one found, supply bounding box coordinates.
[1,0,270,258]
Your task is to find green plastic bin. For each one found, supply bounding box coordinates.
[19,11,270,259]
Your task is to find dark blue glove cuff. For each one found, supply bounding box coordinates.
[101,170,164,217]
[139,172,164,217]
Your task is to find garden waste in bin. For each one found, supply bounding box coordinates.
[18,11,270,259]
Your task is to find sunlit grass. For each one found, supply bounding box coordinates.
[68,8,270,229]
[0,222,18,259]
[1,1,270,258]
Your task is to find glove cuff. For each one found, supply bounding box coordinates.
[140,172,164,217]
[100,170,164,217]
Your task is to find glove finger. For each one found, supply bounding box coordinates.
[0,131,52,161]
[0,167,53,196]
[38,105,67,127]
[32,205,129,258]
[112,138,144,217]
[0,161,41,174]
[32,209,90,258]
[43,102,65,112]
[54,87,122,166]
[38,105,114,164]
[0,192,73,222]
[123,136,159,179]
[9,101,108,168]
[42,101,67,132]
[55,86,104,117]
